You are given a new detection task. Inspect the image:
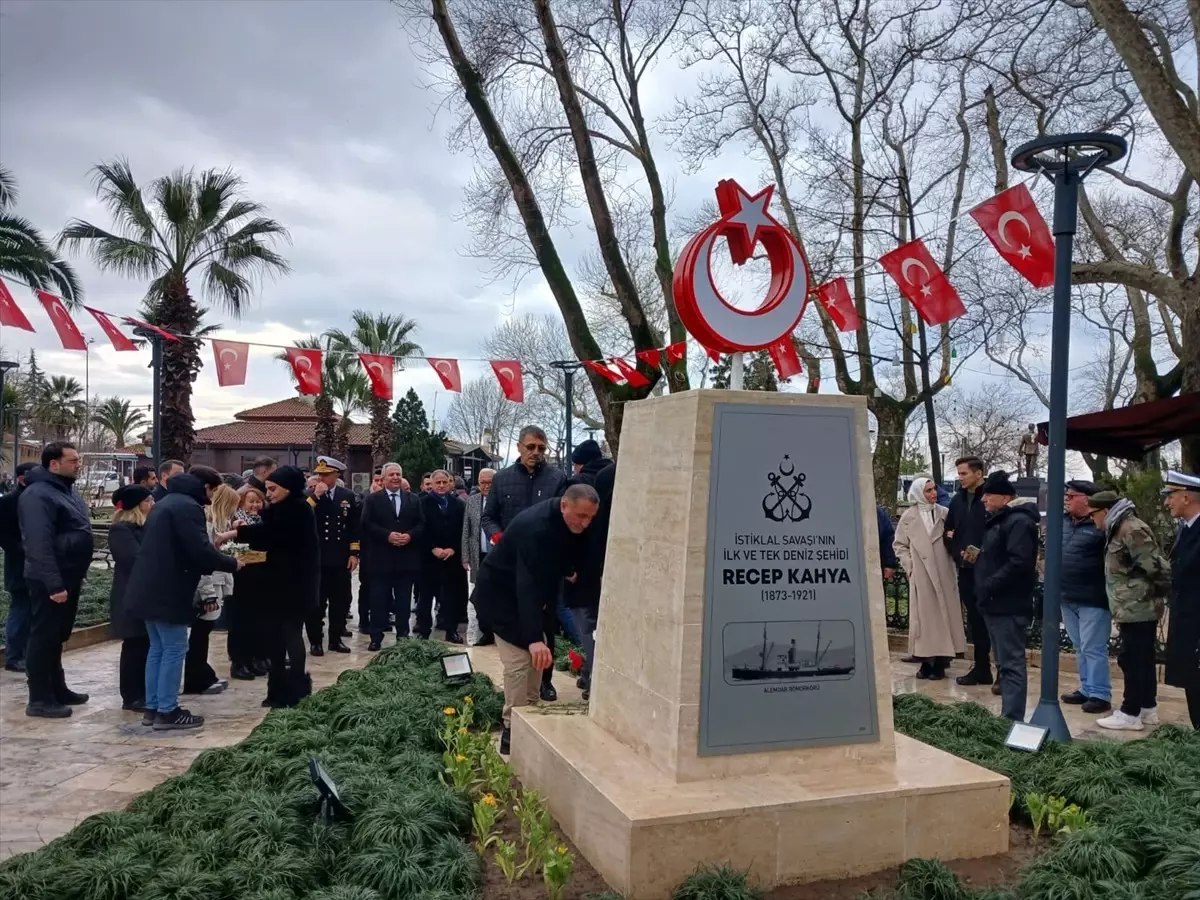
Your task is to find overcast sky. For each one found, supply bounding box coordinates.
[0,0,1155,476]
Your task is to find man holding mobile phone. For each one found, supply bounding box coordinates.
[944,456,992,686]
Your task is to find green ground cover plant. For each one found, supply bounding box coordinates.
[0,640,502,900]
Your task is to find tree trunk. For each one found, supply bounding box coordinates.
[333,415,350,464]
[157,273,202,463]
[370,395,392,467]
[313,393,335,457]
[871,401,908,512]
[1180,291,1200,469]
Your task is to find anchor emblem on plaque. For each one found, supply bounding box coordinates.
[762,455,812,523]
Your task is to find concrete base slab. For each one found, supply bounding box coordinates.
[511,708,1011,899]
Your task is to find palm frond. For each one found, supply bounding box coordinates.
[58,220,161,282]
[0,165,17,211]
[89,159,159,245]
[1,212,84,304]
[193,168,245,234]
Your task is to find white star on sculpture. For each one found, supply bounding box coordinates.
[724,184,776,249]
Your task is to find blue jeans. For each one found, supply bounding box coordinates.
[145,621,189,714]
[1061,601,1112,701]
[4,581,30,664]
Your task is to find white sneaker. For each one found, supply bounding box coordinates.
[1139,707,1159,725]
[1097,710,1144,731]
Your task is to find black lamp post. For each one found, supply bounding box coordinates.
[549,360,584,472]
[1011,132,1127,743]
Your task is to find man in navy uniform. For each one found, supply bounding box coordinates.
[1163,469,1200,729]
[306,456,359,656]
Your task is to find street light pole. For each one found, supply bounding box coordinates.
[550,360,584,471]
[1012,132,1126,743]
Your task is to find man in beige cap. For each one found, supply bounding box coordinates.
[1085,491,1171,731]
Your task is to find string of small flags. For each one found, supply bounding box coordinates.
[0,178,1055,400]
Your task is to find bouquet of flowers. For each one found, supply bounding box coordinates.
[222,542,266,564]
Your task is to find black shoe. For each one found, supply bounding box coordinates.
[341,628,353,638]
[154,707,204,731]
[499,728,511,755]
[310,643,325,657]
[576,675,590,690]
[250,660,270,676]
[57,688,89,705]
[927,670,946,681]
[1081,698,1112,714]
[540,683,557,702]
[141,710,156,727]
[956,669,994,686]
[415,633,430,640]
[367,641,381,652]
[329,641,352,654]
[122,698,148,711]
[4,660,25,673]
[901,655,919,664]
[26,701,72,718]
[231,664,256,681]
[582,689,590,701]
[473,634,495,647]
[1061,690,1087,705]
[991,682,1002,696]
[444,631,465,645]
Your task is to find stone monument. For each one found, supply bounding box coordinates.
[510,390,1010,899]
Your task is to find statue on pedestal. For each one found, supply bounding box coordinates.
[1019,424,1039,479]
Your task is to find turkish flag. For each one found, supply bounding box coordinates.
[609,356,651,387]
[816,278,861,332]
[635,348,661,368]
[697,341,721,364]
[121,315,180,342]
[969,183,1055,288]
[211,340,249,386]
[0,279,35,331]
[490,360,524,402]
[83,307,136,351]
[582,359,624,384]
[286,347,323,395]
[359,353,394,400]
[35,290,87,350]
[665,341,687,365]
[878,239,966,326]
[426,357,462,392]
[767,339,802,381]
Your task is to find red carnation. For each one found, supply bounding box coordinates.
[490,532,502,545]
[567,649,584,673]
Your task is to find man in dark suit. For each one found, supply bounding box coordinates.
[305,455,360,656]
[0,463,38,672]
[151,459,185,503]
[360,462,425,650]
[418,469,469,643]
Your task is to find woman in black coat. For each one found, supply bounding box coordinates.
[234,466,320,708]
[108,485,154,711]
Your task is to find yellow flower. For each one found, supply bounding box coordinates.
[443,707,457,716]
[556,845,569,855]
[464,696,474,704]
[455,754,468,763]
[482,793,497,806]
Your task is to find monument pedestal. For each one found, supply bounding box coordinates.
[512,391,1009,899]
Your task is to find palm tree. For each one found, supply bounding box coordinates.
[326,311,421,466]
[59,159,290,462]
[0,165,82,302]
[91,397,149,449]
[40,375,85,440]
[325,363,370,463]
[276,336,338,456]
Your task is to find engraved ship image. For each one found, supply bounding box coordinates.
[730,623,854,681]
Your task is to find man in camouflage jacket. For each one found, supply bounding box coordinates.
[1086,491,1171,731]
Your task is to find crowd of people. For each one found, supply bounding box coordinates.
[0,426,618,752]
[1,433,1195,750]
[885,456,1199,731]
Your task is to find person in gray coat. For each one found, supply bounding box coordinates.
[461,467,496,645]
[108,484,154,711]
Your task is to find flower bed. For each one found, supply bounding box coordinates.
[0,640,502,900]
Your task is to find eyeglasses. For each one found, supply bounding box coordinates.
[523,442,547,452]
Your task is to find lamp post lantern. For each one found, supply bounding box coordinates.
[1011,132,1127,743]
[550,360,584,471]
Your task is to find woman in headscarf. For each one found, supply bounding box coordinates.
[108,484,154,711]
[234,465,320,708]
[894,476,965,679]
[227,485,269,680]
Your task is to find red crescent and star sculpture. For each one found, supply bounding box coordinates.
[672,179,811,379]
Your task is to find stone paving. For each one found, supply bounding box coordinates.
[0,629,1190,860]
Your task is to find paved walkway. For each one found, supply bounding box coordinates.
[0,632,1189,859]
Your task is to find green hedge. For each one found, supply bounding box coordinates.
[890,693,1200,900]
[0,640,503,900]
